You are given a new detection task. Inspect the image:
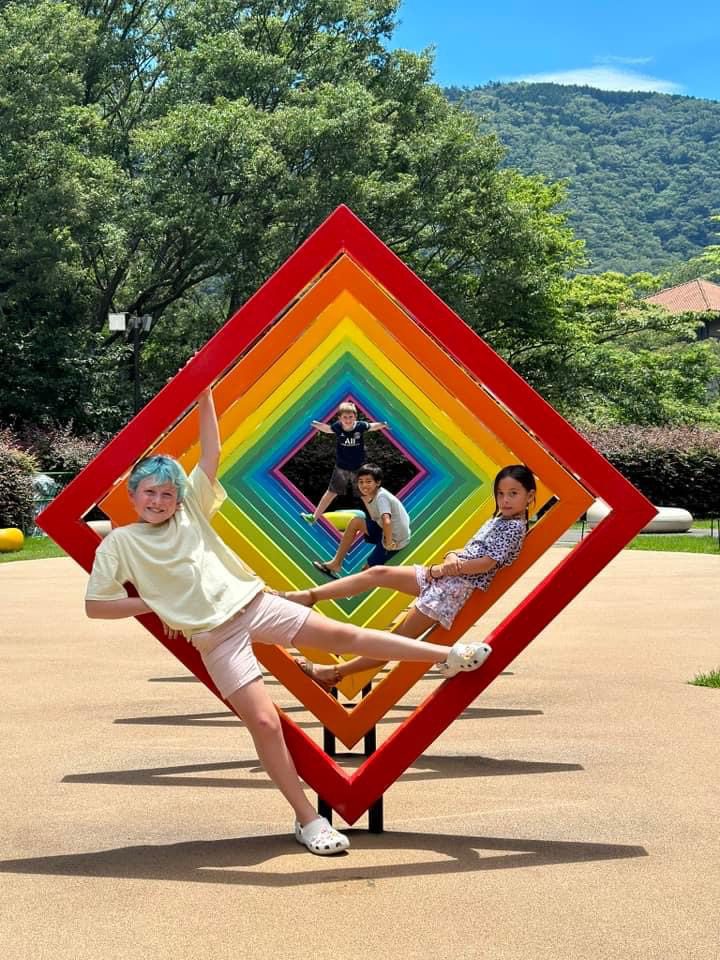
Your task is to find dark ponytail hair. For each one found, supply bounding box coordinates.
[493,464,536,527]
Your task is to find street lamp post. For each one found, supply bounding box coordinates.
[108,312,153,413]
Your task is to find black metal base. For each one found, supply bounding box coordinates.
[317,682,384,833]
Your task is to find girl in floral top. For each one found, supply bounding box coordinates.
[286,465,535,688]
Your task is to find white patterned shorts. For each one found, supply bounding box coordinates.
[193,593,312,699]
[413,566,476,630]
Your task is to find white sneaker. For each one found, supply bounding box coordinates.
[436,641,492,679]
[295,816,350,855]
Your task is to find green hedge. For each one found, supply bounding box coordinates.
[583,426,720,519]
[0,438,37,533]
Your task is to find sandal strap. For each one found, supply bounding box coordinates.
[296,657,341,691]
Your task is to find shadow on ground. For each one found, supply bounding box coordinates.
[0,830,647,886]
[147,671,515,685]
[113,702,541,730]
[61,753,582,790]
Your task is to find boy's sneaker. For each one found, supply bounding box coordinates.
[295,816,350,855]
[436,641,492,679]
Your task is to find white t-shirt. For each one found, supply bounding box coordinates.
[85,466,263,635]
[365,487,411,548]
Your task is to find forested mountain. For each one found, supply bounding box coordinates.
[448,83,720,274]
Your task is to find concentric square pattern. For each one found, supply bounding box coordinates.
[39,207,655,824]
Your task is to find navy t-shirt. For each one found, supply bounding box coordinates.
[331,420,370,470]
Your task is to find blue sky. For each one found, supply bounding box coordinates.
[390,0,720,101]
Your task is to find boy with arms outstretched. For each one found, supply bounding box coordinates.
[308,402,389,522]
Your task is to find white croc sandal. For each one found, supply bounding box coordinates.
[295,817,350,855]
[437,641,492,679]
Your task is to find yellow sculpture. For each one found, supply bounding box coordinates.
[0,528,24,552]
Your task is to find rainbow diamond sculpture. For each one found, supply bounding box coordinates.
[39,206,654,824]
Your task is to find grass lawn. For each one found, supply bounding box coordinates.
[689,669,720,688]
[0,536,67,563]
[626,534,719,554]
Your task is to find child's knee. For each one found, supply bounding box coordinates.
[244,707,282,737]
[340,625,368,654]
[369,565,392,584]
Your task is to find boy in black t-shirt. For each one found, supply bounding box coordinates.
[308,401,389,521]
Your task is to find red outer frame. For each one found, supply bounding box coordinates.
[39,206,656,824]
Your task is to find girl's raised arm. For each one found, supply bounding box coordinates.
[198,387,221,483]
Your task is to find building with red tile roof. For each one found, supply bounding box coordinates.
[643,279,720,339]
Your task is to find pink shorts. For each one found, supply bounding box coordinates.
[194,593,312,700]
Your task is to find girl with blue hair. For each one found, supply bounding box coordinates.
[85,388,492,856]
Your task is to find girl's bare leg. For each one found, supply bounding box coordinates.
[227,677,317,826]
[288,564,421,606]
[291,609,452,665]
[313,606,438,684]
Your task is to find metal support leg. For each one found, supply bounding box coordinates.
[317,682,384,832]
[362,682,383,833]
[317,685,338,822]
[368,799,384,833]
[317,796,333,822]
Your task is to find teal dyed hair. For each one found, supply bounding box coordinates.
[128,455,188,501]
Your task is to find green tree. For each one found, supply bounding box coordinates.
[18,5,715,434]
[0,0,124,427]
[529,272,720,426]
[2,0,581,431]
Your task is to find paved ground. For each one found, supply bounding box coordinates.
[1,550,718,960]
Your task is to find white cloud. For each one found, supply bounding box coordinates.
[595,55,653,66]
[512,65,684,95]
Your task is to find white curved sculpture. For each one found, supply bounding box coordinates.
[87,519,112,538]
[586,499,692,533]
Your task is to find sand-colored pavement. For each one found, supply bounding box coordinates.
[1,550,718,960]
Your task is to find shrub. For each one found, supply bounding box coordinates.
[583,425,720,518]
[0,433,38,533]
[18,422,104,477]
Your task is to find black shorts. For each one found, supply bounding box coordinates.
[327,466,358,496]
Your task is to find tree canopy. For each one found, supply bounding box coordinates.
[1,2,718,437]
[1,0,583,432]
